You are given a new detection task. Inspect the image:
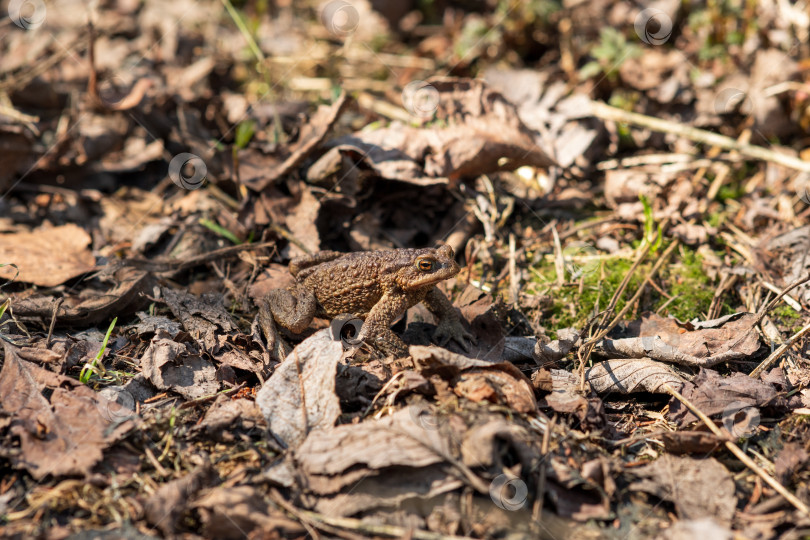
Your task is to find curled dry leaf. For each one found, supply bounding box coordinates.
[459,419,537,470]
[540,369,604,429]
[409,345,536,414]
[161,286,239,352]
[774,442,809,486]
[454,368,537,413]
[546,455,615,521]
[193,486,305,539]
[668,368,789,426]
[483,69,598,168]
[758,224,810,306]
[144,462,216,536]
[255,329,343,448]
[596,312,761,367]
[11,268,155,327]
[534,328,580,365]
[241,92,350,191]
[321,77,559,185]
[660,431,726,455]
[191,394,265,441]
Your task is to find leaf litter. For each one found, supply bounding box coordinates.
[1,0,810,539]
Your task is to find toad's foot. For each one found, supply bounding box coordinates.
[359,325,410,358]
[258,299,293,360]
[433,318,476,352]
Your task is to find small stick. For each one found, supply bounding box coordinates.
[760,281,802,312]
[122,241,276,272]
[749,321,810,379]
[269,489,324,540]
[590,101,810,173]
[664,383,810,518]
[753,274,810,326]
[46,297,64,347]
[271,224,312,256]
[532,415,555,527]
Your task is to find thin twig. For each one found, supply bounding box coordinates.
[578,239,678,387]
[552,226,565,287]
[753,273,810,326]
[590,101,810,173]
[577,241,652,387]
[760,281,802,312]
[122,241,276,272]
[271,224,312,255]
[269,489,324,540]
[749,322,810,379]
[46,297,64,347]
[532,415,555,528]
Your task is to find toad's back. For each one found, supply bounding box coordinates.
[296,250,414,318]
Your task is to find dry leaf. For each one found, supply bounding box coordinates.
[596,312,761,367]
[255,329,343,448]
[241,92,350,191]
[0,224,95,287]
[140,330,219,400]
[628,454,736,525]
[586,358,687,394]
[0,343,133,479]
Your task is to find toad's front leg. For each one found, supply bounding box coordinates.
[357,292,410,357]
[422,286,475,351]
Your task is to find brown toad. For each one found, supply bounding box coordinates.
[258,245,474,357]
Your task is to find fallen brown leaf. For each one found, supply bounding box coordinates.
[586,358,687,395]
[255,329,343,448]
[628,454,736,525]
[0,224,95,287]
[0,343,134,479]
[140,330,219,400]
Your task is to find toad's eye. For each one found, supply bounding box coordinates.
[417,259,434,271]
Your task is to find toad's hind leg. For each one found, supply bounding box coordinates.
[265,285,318,334]
[258,285,318,359]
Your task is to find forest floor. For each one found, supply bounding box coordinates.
[2,0,810,538]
